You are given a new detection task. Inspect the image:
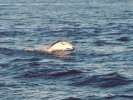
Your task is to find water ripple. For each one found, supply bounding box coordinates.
[71,72,132,88]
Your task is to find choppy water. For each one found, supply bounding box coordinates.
[0,0,133,100]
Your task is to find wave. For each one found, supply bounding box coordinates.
[62,97,82,100]
[61,94,133,100]
[20,69,82,78]
[71,72,132,88]
[0,63,9,68]
[19,68,52,78]
[104,94,133,100]
[50,70,82,77]
[0,31,28,37]
[0,82,18,88]
[116,36,130,42]
[11,57,40,62]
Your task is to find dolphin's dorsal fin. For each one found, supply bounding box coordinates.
[49,40,65,47]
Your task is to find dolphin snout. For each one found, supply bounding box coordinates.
[66,46,74,51]
[72,46,75,50]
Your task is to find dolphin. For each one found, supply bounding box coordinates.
[24,40,74,56]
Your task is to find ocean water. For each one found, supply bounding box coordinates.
[0,0,133,100]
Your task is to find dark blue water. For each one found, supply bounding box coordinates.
[0,0,133,100]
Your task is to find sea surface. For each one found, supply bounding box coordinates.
[0,0,133,100]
